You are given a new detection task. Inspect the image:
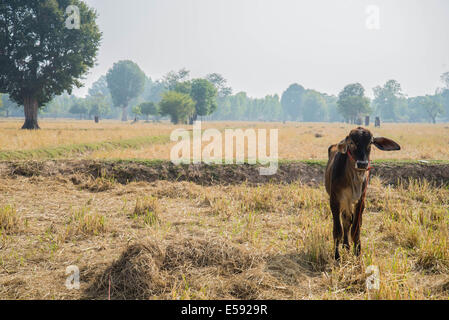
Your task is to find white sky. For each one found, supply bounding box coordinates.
[74,0,449,98]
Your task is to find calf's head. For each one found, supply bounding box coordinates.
[337,127,400,170]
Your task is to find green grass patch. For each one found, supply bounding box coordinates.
[100,158,449,167]
[0,135,170,160]
[280,159,449,167]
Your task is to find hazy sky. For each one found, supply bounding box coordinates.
[75,0,449,98]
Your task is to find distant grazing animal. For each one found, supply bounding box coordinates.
[325,127,400,260]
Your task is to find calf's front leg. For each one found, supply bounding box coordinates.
[330,195,342,260]
[351,198,365,256]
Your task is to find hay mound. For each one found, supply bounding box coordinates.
[162,237,262,275]
[89,241,167,299]
[79,176,116,192]
[87,236,264,299]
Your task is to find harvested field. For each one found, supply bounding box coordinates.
[1,121,449,161]
[0,121,448,300]
[0,165,448,299]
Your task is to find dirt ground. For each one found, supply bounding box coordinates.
[1,160,449,187]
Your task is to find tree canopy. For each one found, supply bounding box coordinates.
[139,101,159,120]
[373,80,403,121]
[168,76,218,123]
[106,60,146,121]
[159,91,195,124]
[189,79,218,122]
[422,95,444,124]
[206,73,232,98]
[281,84,305,121]
[89,75,111,99]
[69,99,88,119]
[302,90,328,122]
[441,72,449,89]
[0,0,101,129]
[163,68,190,90]
[87,94,109,119]
[337,83,371,123]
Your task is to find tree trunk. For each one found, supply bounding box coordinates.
[189,113,198,125]
[121,105,128,121]
[22,96,40,129]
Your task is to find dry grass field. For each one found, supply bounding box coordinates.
[0,119,448,300]
[0,175,448,299]
[1,119,448,161]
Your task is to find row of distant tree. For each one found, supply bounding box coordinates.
[212,75,449,124]
[1,68,448,124]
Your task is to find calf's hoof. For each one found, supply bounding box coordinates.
[354,243,361,257]
[334,249,340,261]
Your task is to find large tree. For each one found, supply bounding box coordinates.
[159,91,195,124]
[0,0,101,129]
[145,80,166,104]
[205,73,232,98]
[171,78,217,123]
[407,96,426,122]
[139,101,158,121]
[281,84,305,121]
[173,81,192,95]
[86,75,111,121]
[441,72,449,89]
[163,68,190,91]
[106,60,146,121]
[441,89,449,121]
[323,93,340,122]
[337,83,371,123]
[373,80,403,121]
[302,90,328,122]
[189,78,217,123]
[422,95,444,124]
[89,75,110,100]
[69,99,88,119]
[440,72,449,121]
[87,93,109,120]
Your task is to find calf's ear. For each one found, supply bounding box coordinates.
[373,137,401,151]
[337,137,348,154]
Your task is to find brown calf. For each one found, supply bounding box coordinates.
[325,127,400,260]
